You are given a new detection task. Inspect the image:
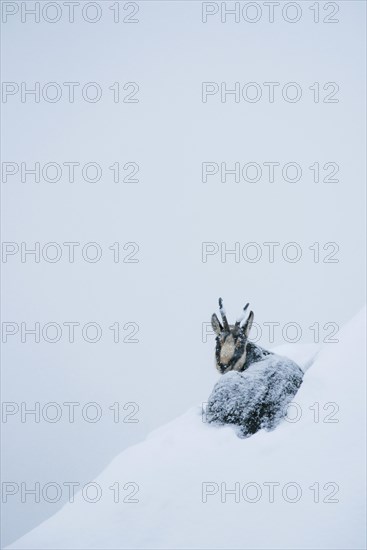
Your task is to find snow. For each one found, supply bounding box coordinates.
[7,309,366,550]
[206,355,303,437]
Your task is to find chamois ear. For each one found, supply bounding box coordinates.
[242,311,254,339]
[211,313,222,336]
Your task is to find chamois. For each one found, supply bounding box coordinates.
[206,298,304,438]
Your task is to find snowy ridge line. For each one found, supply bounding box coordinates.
[6,308,366,550]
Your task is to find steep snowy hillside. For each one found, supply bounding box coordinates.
[8,309,366,550]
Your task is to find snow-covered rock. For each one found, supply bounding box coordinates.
[7,309,366,550]
[206,355,303,437]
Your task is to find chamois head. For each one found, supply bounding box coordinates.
[211,298,254,374]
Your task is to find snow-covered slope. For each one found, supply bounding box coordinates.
[8,310,366,550]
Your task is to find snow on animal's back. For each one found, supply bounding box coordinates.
[7,308,366,550]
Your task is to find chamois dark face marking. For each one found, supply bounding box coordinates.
[211,298,254,374]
